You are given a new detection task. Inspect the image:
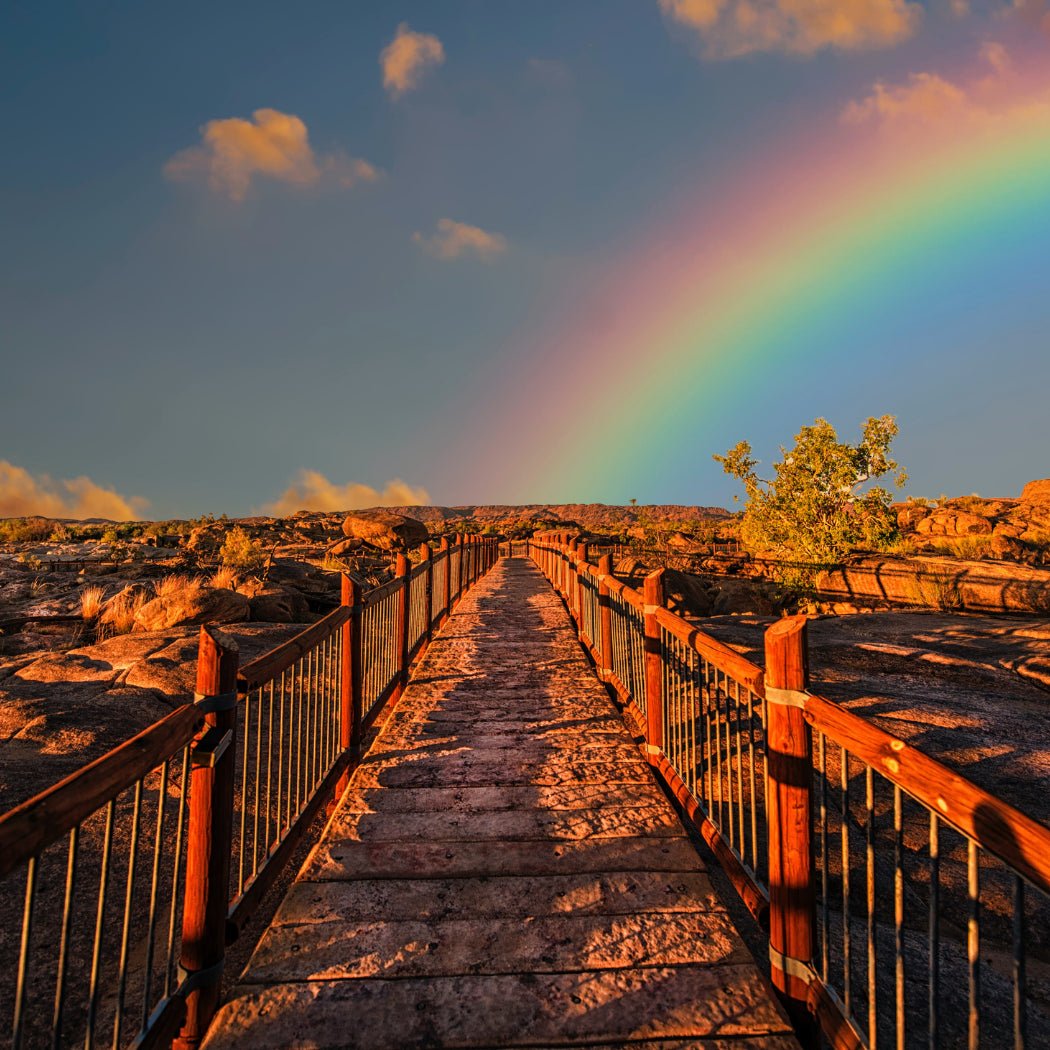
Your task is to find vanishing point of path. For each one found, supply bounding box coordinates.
[203,558,798,1049]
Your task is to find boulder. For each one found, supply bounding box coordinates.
[915,509,992,537]
[341,511,428,551]
[1021,479,1050,504]
[248,585,311,623]
[895,502,930,531]
[326,538,364,558]
[134,587,249,632]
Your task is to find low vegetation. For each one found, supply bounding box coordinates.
[714,415,907,587]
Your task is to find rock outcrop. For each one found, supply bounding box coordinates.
[134,587,250,632]
[341,511,428,551]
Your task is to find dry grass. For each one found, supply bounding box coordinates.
[99,590,150,636]
[153,574,200,599]
[209,566,238,590]
[925,535,995,560]
[80,586,106,621]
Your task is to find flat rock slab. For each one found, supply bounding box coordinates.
[205,559,795,1049]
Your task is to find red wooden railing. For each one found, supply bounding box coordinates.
[529,532,1050,1050]
[0,536,498,1050]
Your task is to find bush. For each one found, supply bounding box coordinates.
[0,517,54,543]
[219,526,265,570]
[714,416,907,587]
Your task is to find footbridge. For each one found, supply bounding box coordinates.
[3,536,1049,1049]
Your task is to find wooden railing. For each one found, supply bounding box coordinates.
[0,535,498,1050]
[529,532,1050,1050]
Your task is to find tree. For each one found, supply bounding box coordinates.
[713,416,907,581]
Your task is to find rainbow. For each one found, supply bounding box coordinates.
[458,52,1050,502]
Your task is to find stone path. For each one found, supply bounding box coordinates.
[203,558,797,1049]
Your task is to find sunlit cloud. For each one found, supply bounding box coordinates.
[413,218,508,261]
[264,471,431,515]
[1009,0,1050,34]
[164,108,379,201]
[380,23,445,98]
[659,0,921,58]
[0,461,148,521]
[840,41,1043,129]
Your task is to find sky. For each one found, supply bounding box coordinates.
[1,0,1049,520]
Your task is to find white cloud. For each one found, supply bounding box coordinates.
[264,471,430,516]
[380,23,445,98]
[165,108,380,201]
[659,0,921,58]
[413,218,508,261]
[0,461,148,520]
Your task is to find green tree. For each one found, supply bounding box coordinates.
[713,416,907,581]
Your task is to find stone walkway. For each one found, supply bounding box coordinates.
[203,558,797,1049]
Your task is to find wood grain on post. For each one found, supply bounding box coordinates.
[598,554,614,680]
[764,615,818,1045]
[395,554,411,697]
[177,627,239,1050]
[456,534,465,604]
[643,570,665,761]
[420,544,433,648]
[336,575,359,792]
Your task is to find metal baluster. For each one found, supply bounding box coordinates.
[141,760,170,1026]
[264,679,275,855]
[894,784,905,1050]
[732,680,745,858]
[278,670,288,832]
[51,826,80,1047]
[164,747,190,997]
[12,854,39,1050]
[238,690,251,893]
[820,732,829,983]
[968,839,980,1050]
[252,684,264,877]
[85,799,116,1050]
[747,686,759,875]
[866,764,877,1050]
[842,748,852,1018]
[112,779,145,1049]
[929,812,940,1050]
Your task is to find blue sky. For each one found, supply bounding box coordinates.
[1,1,1048,518]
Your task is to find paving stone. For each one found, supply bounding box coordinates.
[273,871,725,923]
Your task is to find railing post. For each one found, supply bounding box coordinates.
[643,569,665,763]
[341,575,364,758]
[421,544,433,649]
[440,537,451,621]
[395,553,411,696]
[176,627,239,1050]
[457,534,466,600]
[764,615,818,1045]
[598,554,614,681]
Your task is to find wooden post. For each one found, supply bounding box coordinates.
[598,554,614,681]
[337,574,362,789]
[764,615,818,1045]
[643,569,665,762]
[395,553,411,696]
[176,628,239,1050]
[421,544,433,648]
[457,534,466,601]
[440,537,451,621]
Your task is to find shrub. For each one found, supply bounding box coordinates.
[219,527,265,570]
[210,566,238,590]
[714,416,907,588]
[0,517,53,543]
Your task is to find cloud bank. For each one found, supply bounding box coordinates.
[659,0,921,58]
[413,218,508,261]
[0,461,148,520]
[381,24,445,98]
[165,108,379,201]
[264,471,431,515]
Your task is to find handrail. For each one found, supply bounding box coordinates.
[238,604,352,690]
[803,689,1050,897]
[0,534,500,1050]
[0,703,203,881]
[529,532,1050,1050]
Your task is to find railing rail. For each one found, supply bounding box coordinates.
[529,532,1050,1050]
[0,535,498,1050]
